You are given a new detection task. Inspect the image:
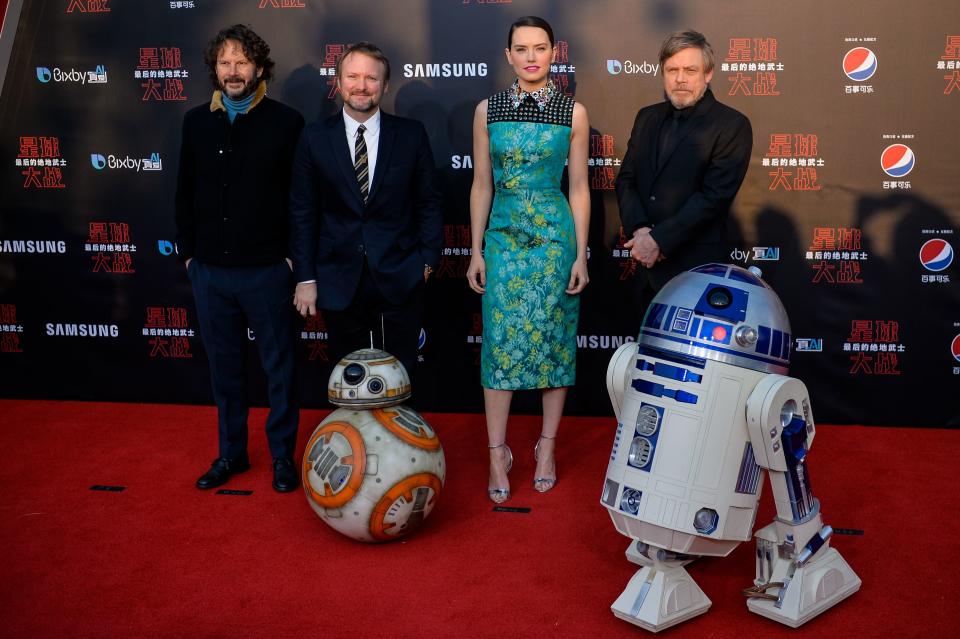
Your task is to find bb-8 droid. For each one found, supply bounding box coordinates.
[302,348,445,542]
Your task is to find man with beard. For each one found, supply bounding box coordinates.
[616,30,752,318]
[289,42,442,378]
[175,24,304,492]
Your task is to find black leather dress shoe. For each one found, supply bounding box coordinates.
[272,458,300,492]
[195,456,250,489]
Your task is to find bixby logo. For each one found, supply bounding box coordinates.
[36,66,105,84]
[157,240,177,256]
[607,59,660,76]
[90,153,163,172]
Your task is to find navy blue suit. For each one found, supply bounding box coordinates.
[289,111,443,372]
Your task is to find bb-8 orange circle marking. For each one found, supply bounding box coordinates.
[302,421,366,509]
[369,473,442,541]
[372,408,441,451]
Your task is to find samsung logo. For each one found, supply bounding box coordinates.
[577,335,636,349]
[46,323,120,337]
[1,240,67,254]
[402,62,488,78]
[451,155,472,169]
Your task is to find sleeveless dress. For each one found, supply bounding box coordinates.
[480,80,579,390]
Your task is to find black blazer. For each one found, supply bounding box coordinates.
[289,111,443,309]
[615,89,752,289]
[175,96,304,266]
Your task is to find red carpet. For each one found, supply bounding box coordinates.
[0,399,957,638]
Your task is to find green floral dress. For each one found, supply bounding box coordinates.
[481,80,578,390]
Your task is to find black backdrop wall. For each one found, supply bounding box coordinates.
[1,0,958,426]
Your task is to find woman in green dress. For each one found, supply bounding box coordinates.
[467,16,590,503]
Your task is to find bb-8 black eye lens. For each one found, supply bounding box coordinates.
[344,363,365,385]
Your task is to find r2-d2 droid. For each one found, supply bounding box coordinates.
[603,264,860,631]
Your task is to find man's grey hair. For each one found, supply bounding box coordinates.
[658,30,715,73]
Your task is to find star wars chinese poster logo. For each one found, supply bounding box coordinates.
[764,133,822,191]
[806,227,866,284]
[16,136,66,189]
[301,312,329,362]
[722,37,782,97]
[612,226,637,281]
[468,312,483,365]
[435,224,471,280]
[936,35,960,94]
[85,222,136,273]
[845,320,903,375]
[66,0,109,12]
[1,305,24,353]
[144,307,194,358]
[258,0,306,7]
[590,134,619,191]
[321,44,348,99]
[135,48,187,102]
[549,40,576,97]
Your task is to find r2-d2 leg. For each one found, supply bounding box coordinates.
[744,375,861,627]
[610,541,711,632]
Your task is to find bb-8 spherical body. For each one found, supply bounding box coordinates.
[302,348,445,542]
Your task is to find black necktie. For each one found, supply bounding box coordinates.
[354,124,369,204]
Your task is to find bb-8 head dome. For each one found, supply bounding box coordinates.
[328,348,411,408]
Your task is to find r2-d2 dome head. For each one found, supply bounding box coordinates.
[640,264,792,374]
[328,348,411,409]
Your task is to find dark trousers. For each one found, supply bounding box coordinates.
[325,264,424,377]
[189,260,298,461]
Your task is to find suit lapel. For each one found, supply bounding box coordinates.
[327,112,365,211]
[368,112,394,205]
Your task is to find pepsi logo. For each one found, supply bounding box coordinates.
[919,238,953,272]
[843,47,877,82]
[881,144,915,178]
[952,334,960,363]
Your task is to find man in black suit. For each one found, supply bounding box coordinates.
[289,42,443,376]
[616,30,752,315]
[175,25,303,492]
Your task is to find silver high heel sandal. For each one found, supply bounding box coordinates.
[533,434,557,493]
[488,443,513,504]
